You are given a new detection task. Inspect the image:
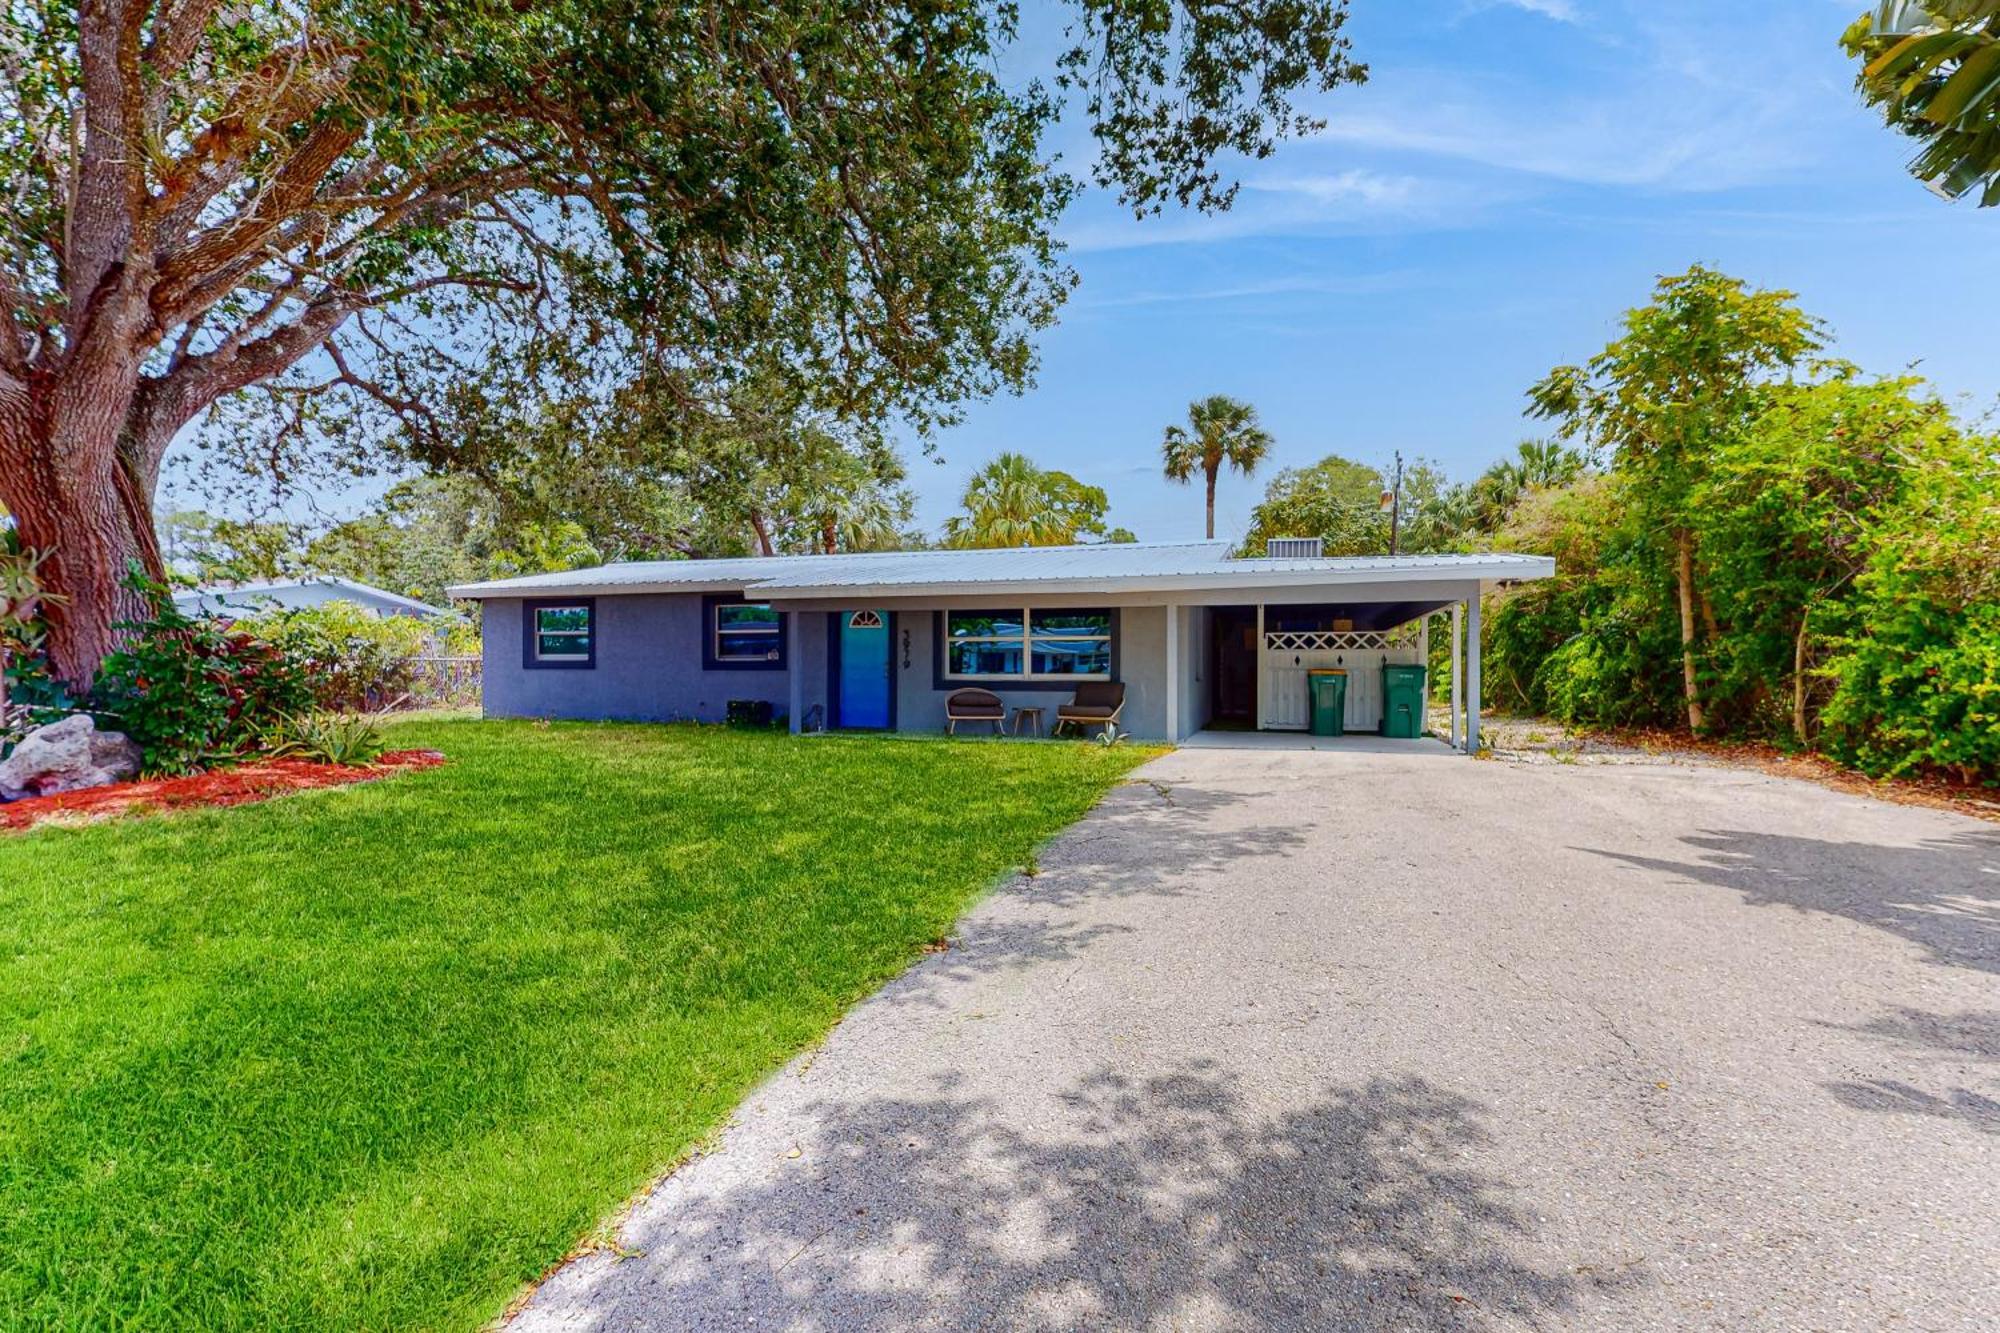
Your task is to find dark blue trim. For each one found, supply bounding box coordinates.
[701,592,788,671]
[522,597,596,670]
[930,608,1120,693]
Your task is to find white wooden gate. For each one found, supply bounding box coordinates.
[1258,629,1423,731]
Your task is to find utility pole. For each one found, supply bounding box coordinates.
[1385,451,1404,556]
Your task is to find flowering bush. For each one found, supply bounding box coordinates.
[92,574,311,774]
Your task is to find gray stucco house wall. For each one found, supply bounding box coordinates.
[480,592,1182,735]
[482,594,829,725]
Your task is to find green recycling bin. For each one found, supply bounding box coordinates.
[1382,663,1427,739]
[1307,669,1348,737]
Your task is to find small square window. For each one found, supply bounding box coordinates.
[524,600,594,669]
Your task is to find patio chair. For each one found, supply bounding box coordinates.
[945,687,1007,736]
[1054,681,1126,737]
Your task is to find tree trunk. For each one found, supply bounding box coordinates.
[747,510,775,557]
[821,516,837,555]
[1792,609,1811,747]
[1203,466,1217,540]
[1675,527,1705,733]
[0,414,165,693]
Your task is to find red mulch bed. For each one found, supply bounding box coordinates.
[0,749,446,833]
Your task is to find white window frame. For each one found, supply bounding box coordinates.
[713,600,783,662]
[533,604,592,661]
[944,608,1113,682]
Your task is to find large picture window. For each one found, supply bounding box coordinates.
[946,608,1112,681]
[704,596,787,670]
[523,599,595,669]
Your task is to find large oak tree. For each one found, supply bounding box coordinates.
[0,0,1365,687]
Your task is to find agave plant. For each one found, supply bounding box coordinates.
[262,711,389,766]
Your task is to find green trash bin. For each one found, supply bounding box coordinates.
[1307,669,1348,737]
[1382,663,1427,739]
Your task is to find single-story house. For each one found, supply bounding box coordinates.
[447,540,1553,750]
[174,576,454,620]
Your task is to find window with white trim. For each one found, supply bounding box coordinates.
[946,609,1111,680]
[532,604,593,662]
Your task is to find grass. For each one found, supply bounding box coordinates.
[0,718,1152,1329]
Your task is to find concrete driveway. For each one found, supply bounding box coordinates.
[515,741,1999,1331]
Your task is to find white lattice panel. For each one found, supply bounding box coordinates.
[1263,630,1389,653]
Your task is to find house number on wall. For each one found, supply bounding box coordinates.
[901,627,912,670]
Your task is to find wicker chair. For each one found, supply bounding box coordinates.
[1054,681,1126,737]
[945,687,1007,735]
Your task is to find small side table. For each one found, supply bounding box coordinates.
[1010,706,1046,738]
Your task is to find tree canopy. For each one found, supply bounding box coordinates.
[0,0,1367,685]
[943,452,1116,548]
[1528,265,1824,730]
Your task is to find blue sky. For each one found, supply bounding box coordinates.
[910,0,2000,545]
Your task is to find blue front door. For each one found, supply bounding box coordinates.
[837,610,892,729]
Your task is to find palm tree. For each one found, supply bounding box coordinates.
[1469,439,1586,531]
[942,452,1110,548]
[1161,395,1274,540]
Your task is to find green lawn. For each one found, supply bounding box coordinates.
[0,719,1151,1329]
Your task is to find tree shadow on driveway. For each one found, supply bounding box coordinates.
[533,1064,1614,1331]
[1582,828,2000,975]
[1818,1006,2000,1136]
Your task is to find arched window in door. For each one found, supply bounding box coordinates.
[847,610,884,629]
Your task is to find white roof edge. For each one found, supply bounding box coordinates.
[446,577,759,599]
[756,557,1553,601]
[447,553,1553,601]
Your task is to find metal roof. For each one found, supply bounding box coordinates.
[447,541,1553,601]
[176,575,454,618]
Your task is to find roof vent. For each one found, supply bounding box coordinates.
[1265,537,1323,559]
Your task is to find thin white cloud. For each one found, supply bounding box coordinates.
[1475,0,1581,21]
[1246,169,1426,208]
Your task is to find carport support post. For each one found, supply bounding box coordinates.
[787,611,804,734]
[1420,613,1432,733]
[1449,603,1463,751]
[1466,593,1483,754]
[1165,604,1180,741]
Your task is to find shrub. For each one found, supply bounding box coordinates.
[261,711,389,766]
[1816,439,2000,782]
[92,574,311,775]
[236,601,432,712]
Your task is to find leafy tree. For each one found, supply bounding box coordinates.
[0,0,1366,689]
[942,452,1115,547]
[158,510,303,585]
[666,377,915,556]
[1160,395,1273,539]
[1691,376,1952,742]
[1844,2,2000,204]
[1528,266,1824,732]
[1239,454,1385,555]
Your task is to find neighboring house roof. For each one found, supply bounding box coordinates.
[173,576,453,619]
[446,541,1554,602]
